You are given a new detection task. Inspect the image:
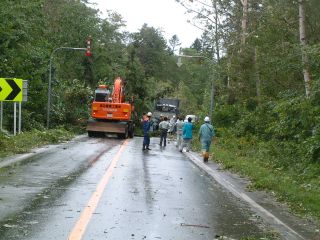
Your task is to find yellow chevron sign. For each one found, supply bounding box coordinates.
[0,78,23,102]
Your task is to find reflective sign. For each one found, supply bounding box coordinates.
[0,78,23,102]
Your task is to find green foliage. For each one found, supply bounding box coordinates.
[0,127,74,158]
[213,104,241,127]
[131,24,168,78]
[204,90,320,221]
[168,34,181,54]
[0,0,212,132]
[181,0,320,102]
[231,95,320,143]
[267,97,317,141]
[211,128,320,222]
[304,134,320,163]
[233,103,275,139]
[1,0,176,131]
[21,111,46,131]
[54,79,92,126]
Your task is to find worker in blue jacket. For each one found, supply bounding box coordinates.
[199,116,215,162]
[142,112,152,150]
[180,117,193,152]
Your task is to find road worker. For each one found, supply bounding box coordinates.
[142,112,152,150]
[159,116,170,147]
[168,115,176,135]
[180,117,193,152]
[199,116,215,162]
[175,116,184,150]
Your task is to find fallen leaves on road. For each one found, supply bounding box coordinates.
[3,224,17,228]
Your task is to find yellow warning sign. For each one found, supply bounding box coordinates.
[0,78,23,102]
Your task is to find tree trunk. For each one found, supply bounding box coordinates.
[299,0,312,97]
[214,0,220,62]
[241,0,248,45]
[254,47,260,99]
[227,58,231,89]
[226,56,236,104]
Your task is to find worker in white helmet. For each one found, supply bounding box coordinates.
[199,116,215,162]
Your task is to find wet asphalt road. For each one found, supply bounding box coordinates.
[0,136,289,239]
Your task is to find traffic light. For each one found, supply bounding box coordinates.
[85,36,92,57]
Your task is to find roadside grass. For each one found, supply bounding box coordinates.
[0,127,75,159]
[129,122,320,224]
[205,131,320,224]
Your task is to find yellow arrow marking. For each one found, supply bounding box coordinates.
[12,78,23,101]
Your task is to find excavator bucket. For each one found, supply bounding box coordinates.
[86,120,129,138]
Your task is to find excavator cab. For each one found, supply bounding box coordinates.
[94,85,111,102]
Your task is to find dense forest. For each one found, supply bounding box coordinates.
[0,0,195,129]
[0,0,320,221]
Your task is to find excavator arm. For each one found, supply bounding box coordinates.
[112,77,125,103]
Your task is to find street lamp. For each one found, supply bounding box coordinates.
[177,54,215,118]
[47,47,87,128]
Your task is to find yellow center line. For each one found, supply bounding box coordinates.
[68,140,128,240]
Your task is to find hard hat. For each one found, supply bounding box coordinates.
[204,116,210,122]
[147,112,152,116]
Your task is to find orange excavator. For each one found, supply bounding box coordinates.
[86,77,134,138]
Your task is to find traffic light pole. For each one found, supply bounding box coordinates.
[47,47,86,129]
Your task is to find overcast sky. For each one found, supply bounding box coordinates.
[91,0,203,48]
